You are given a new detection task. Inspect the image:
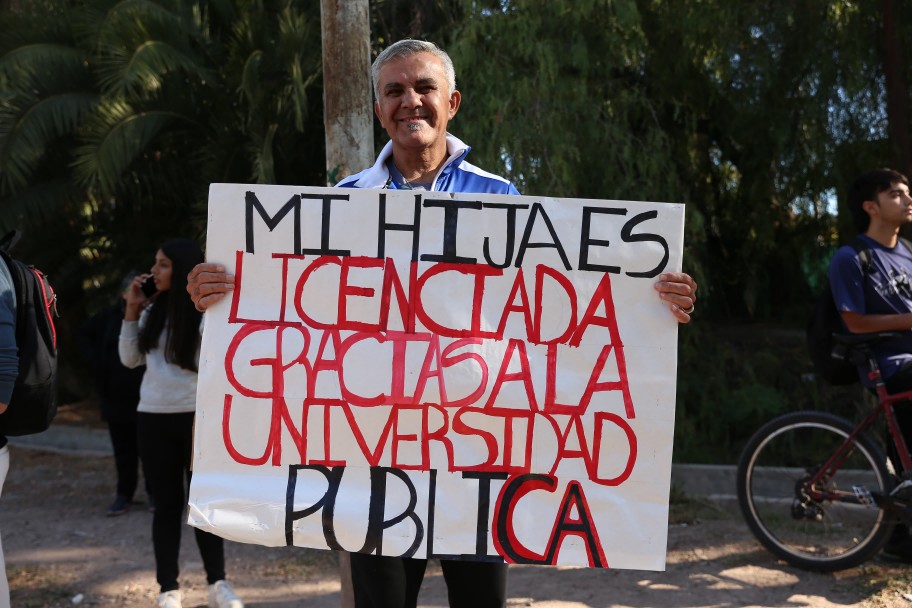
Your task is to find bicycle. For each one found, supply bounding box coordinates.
[736,331,912,571]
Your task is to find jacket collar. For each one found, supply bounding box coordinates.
[353,133,471,189]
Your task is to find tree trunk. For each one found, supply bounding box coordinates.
[320,6,373,604]
[321,0,374,185]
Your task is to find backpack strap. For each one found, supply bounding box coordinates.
[852,235,912,271]
[848,235,873,275]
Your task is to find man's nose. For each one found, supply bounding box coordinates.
[401,88,421,107]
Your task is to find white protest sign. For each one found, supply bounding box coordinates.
[188,183,684,571]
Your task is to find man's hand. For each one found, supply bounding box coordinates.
[654,272,698,324]
[187,263,234,312]
[0,402,8,415]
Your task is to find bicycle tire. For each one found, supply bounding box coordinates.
[737,411,895,571]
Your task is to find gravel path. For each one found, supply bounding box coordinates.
[1,445,909,607]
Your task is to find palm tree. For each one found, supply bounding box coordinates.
[1,0,325,281]
[0,0,326,399]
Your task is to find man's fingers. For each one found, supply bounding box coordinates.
[194,276,235,295]
[669,303,692,324]
[655,272,698,300]
[188,263,225,281]
[187,262,234,312]
[200,292,226,308]
[654,272,697,325]
[659,291,694,312]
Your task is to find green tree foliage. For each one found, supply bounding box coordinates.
[442,0,912,460]
[0,0,325,398]
[1,1,911,460]
[448,0,910,321]
[0,0,325,295]
[451,1,681,201]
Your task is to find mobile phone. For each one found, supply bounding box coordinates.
[140,275,157,297]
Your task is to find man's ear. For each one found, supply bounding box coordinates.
[448,90,461,119]
[863,199,879,217]
[374,101,382,126]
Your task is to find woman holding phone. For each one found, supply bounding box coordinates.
[119,239,244,608]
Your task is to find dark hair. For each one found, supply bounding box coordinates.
[138,239,204,371]
[847,168,910,232]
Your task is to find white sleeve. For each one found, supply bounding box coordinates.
[118,319,146,369]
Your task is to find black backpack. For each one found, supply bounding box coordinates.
[0,231,59,436]
[807,236,912,385]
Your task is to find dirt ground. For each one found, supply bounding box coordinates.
[3,437,912,607]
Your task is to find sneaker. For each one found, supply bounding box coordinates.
[208,580,243,608]
[106,495,133,517]
[157,589,183,608]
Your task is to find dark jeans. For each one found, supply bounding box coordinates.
[884,363,912,464]
[107,416,148,499]
[350,553,507,608]
[137,411,225,592]
[882,364,912,546]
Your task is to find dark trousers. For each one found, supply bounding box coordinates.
[137,411,225,592]
[350,553,507,608]
[884,364,912,463]
[107,416,147,499]
[882,366,912,545]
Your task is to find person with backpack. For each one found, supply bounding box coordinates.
[828,167,912,561]
[119,240,244,608]
[0,253,17,607]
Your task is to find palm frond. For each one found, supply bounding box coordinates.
[252,123,277,184]
[0,43,88,91]
[85,0,215,99]
[238,49,263,106]
[93,0,186,45]
[73,101,189,195]
[0,92,100,191]
[0,178,79,234]
[288,55,309,132]
[96,39,212,98]
[276,8,320,133]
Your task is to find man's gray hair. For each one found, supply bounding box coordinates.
[371,39,457,101]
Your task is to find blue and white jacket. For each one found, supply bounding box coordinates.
[336,133,520,195]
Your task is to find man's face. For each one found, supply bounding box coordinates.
[870,181,912,227]
[374,52,461,155]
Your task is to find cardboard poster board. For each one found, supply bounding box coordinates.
[188,183,684,571]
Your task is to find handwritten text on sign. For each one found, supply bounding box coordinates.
[188,184,683,571]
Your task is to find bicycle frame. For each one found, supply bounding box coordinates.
[804,349,912,507]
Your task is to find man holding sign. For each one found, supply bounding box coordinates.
[189,39,696,608]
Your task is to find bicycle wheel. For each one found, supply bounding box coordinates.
[737,411,895,571]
